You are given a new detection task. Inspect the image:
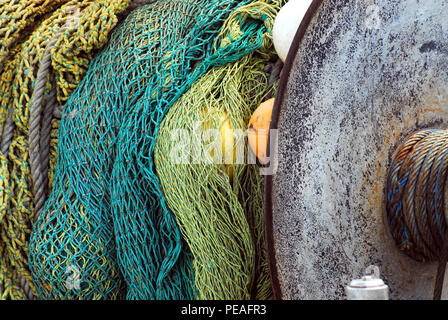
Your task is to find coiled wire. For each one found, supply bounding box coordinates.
[386,129,448,299]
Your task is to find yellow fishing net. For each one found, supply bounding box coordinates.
[154,0,283,299]
[0,0,131,299]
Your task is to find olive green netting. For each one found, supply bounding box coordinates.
[154,59,273,298]
[28,0,271,300]
[154,4,281,297]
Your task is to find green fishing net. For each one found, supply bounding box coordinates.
[29,0,271,300]
[109,0,278,299]
[154,0,282,299]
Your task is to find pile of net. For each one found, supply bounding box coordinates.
[110,0,283,300]
[0,0,133,300]
[28,0,281,300]
[154,1,282,299]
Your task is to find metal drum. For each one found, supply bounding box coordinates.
[265,0,448,299]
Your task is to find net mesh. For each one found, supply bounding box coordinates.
[154,0,282,299]
[0,0,131,300]
[108,0,279,300]
[29,0,273,299]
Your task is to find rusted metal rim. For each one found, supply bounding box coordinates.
[264,0,325,300]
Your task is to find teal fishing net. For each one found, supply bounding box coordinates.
[28,0,269,299]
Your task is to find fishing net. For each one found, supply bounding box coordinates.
[154,0,282,299]
[0,0,132,300]
[29,0,269,300]
[109,0,284,300]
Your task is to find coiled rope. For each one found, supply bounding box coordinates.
[386,129,448,299]
[29,37,59,224]
[24,34,61,301]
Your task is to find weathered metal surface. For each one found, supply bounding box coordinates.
[266,0,448,299]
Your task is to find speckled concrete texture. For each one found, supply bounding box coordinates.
[269,0,448,299]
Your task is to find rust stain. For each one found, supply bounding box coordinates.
[419,105,445,121]
[364,159,385,219]
[364,129,400,212]
[424,106,442,112]
[366,101,448,211]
